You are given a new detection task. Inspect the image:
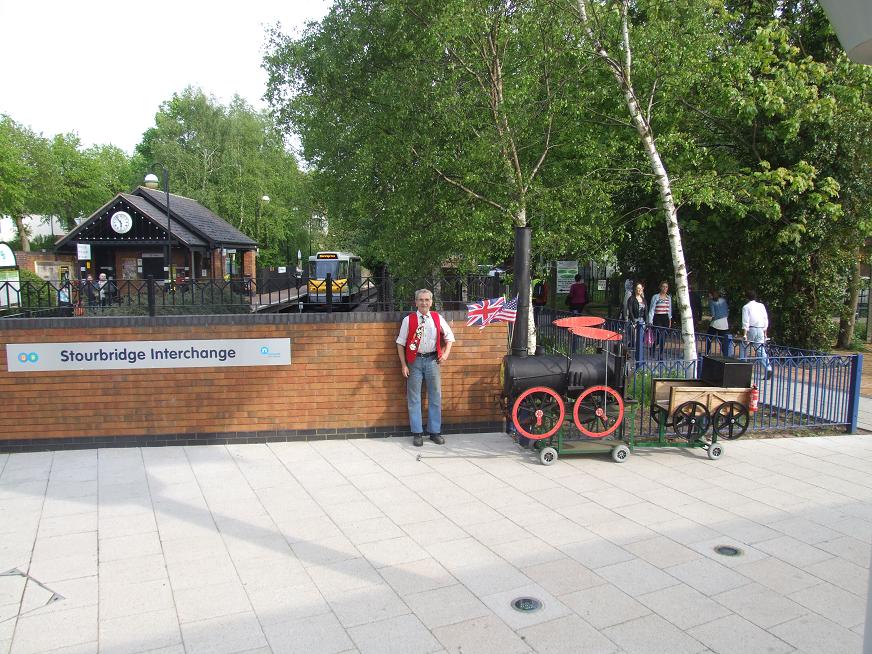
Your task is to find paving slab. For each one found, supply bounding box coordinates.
[0,432,869,654]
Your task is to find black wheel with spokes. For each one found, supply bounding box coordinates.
[672,401,711,441]
[712,401,749,440]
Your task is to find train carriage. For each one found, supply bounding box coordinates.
[307,251,364,308]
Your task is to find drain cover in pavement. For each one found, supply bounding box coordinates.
[511,597,543,613]
[714,545,742,557]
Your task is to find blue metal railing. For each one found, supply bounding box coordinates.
[536,308,861,435]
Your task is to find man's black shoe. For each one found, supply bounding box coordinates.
[429,433,445,445]
[413,434,424,447]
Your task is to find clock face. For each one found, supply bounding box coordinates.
[110,211,133,234]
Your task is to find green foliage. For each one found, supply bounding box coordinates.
[264,0,610,275]
[133,88,311,268]
[0,114,134,239]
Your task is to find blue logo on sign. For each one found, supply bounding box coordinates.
[259,345,281,359]
[18,352,39,364]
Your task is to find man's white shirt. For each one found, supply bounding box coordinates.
[742,300,769,333]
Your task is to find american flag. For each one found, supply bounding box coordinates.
[492,295,518,323]
[466,296,505,328]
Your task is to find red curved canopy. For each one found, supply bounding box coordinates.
[567,326,623,341]
[552,316,605,329]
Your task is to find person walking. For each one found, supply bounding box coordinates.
[742,290,772,380]
[567,274,588,315]
[706,289,730,355]
[396,289,456,446]
[647,281,672,360]
[626,282,647,364]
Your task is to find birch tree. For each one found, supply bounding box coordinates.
[577,0,697,362]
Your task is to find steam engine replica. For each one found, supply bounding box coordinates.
[503,317,754,465]
[503,317,632,465]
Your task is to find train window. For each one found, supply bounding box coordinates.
[310,260,349,279]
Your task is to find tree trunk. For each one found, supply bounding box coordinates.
[14,215,30,252]
[837,247,861,349]
[577,0,696,363]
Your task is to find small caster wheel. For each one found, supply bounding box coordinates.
[707,443,724,460]
[611,444,630,463]
[539,446,558,466]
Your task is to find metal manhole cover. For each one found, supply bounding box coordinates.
[714,545,742,557]
[511,597,543,613]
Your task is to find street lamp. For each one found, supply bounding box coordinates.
[144,168,172,282]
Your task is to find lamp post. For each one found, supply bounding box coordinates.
[144,169,172,283]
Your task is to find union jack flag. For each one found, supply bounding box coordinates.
[492,295,518,323]
[466,296,505,328]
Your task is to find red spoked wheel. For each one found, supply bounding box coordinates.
[512,387,565,440]
[573,385,625,438]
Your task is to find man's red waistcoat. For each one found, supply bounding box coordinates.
[404,311,444,364]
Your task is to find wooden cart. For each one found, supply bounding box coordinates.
[650,379,752,456]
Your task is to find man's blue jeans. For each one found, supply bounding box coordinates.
[407,355,442,434]
[746,327,770,372]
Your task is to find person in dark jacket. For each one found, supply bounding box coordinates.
[626,282,647,364]
[567,274,588,314]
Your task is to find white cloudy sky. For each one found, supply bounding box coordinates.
[0,0,331,154]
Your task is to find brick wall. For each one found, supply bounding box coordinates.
[14,251,77,279]
[0,312,507,450]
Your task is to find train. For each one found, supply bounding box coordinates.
[307,251,365,308]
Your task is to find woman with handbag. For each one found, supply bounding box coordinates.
[626,282,647,364]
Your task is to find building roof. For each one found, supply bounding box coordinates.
[55,187,256,251]
[122,194,207,247]
[136,187,256,248]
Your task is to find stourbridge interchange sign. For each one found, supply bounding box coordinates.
[6,339,291,372]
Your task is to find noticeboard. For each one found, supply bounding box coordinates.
[556,261,578,294]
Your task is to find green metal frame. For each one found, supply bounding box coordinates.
[531,397,719,459]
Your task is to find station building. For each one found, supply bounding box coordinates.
[55,186,257,282]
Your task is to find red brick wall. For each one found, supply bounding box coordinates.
[14,251,77,279]
[0,313,507,443]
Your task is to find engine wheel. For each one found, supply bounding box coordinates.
[512,387,565,441]
[712,401,749,440]
[672,401,711,442]
[573,385,625,438]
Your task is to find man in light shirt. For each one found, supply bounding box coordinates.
[396,289,456,447]
[742,290,772,380]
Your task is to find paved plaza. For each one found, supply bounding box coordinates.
[1,432,870,654]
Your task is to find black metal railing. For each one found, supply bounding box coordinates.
[0,274,512,318]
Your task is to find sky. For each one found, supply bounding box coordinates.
[0,0,331,154]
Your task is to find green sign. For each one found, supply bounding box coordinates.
[556,261,578,294]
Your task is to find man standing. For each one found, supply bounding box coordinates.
[742,290,772,380]
[396,289,456,446]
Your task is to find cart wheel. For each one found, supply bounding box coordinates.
[512,386,565,441]
[712,402,749,440]
[539,446,558,466]
[707,443,725,460]
[611,444,630,463]
[672,401,711,441]
[574,385,625,438]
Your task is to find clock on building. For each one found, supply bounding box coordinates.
[110,211,133,234]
